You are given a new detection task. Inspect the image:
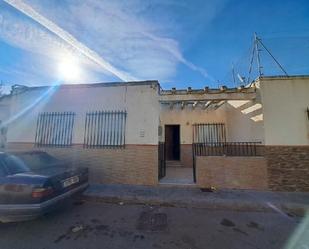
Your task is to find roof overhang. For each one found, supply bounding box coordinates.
[160,88,256,102]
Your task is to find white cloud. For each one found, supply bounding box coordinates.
[0,0,226,84]
[0,8,112,81]
[3,0,136,81]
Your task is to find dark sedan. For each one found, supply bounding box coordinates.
[0,151,88,222]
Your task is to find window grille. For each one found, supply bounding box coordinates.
[193,123,226,143]
[35,112,75,147]
[84,111,127,148]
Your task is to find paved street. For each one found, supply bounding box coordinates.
[0,198,307,249]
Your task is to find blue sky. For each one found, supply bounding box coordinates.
[0,0,309,90]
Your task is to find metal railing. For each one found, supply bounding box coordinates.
[192,142,263,157]
[158,142,166,179]
[35,112,75,147]
[193,123,226,143]
[84,110,127,148]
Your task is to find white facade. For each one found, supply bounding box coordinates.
[257,76,309,145]
[1,76,308,149]
[160,100,264,145]
[1,81,160,146]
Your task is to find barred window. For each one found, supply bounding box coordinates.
[35,112,75,147]
[193,123,226,143]
[84,111,127,148]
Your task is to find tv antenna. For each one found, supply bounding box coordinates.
[247,33,289,84]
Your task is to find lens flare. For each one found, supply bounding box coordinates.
[57,57,81,81]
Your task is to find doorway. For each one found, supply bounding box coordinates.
[165,125,180,160]
[160,125,194,185]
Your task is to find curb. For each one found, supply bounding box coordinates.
[81,193,309,215]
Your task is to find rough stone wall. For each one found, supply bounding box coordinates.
[5,143,158,186]
[265,146,309,192]
[196,156,268,190]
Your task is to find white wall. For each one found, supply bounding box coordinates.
[0,96,11,148]
[0,98,10,122]
[3,82,160,145]
[159,99,264,169]
[160,105,226,144]
[225,99,264,143]
[258,76,309,145]
[160,101,264,144]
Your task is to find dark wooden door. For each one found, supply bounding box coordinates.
[165,125,180,160]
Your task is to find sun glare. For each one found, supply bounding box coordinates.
[57,57,81,81]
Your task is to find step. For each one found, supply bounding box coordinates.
[166,160,184,167]
[158,182,197,188]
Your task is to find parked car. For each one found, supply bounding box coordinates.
[0,151,88,222]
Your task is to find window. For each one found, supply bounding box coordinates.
[2,155,30,174]
[193,123,226,143]
[16,152,60,171]
[84,111,127,148]
[35,112,75,147]
[0,120,7,149]
[0,159,8,177]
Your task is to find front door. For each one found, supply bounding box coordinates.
[165,125,180,160]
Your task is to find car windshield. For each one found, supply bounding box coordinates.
[2,153,60,174]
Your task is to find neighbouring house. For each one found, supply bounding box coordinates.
[0,75,308,191]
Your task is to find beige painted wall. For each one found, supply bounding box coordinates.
[258,76,309,145]
[3,82,160,145]
[225,99,264,143]
[8,76,305,148]
[160,105,227,144]
[160,101,264,144]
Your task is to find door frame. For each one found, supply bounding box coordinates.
[164,124,181,161]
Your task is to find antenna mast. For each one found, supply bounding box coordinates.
[232,63,236,85]
[254,32,263,77]
[256,36,289,76]
[247,33,288,84]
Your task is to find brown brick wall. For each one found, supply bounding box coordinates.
[196,156,268,190]
[265,146,309,192]
[180,144,193,168]
[5,143,158,186]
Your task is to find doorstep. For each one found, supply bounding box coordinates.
[158,182,197,188]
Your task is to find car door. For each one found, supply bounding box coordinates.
[0,157,10,204]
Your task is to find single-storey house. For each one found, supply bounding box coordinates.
[0,75,308,191]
